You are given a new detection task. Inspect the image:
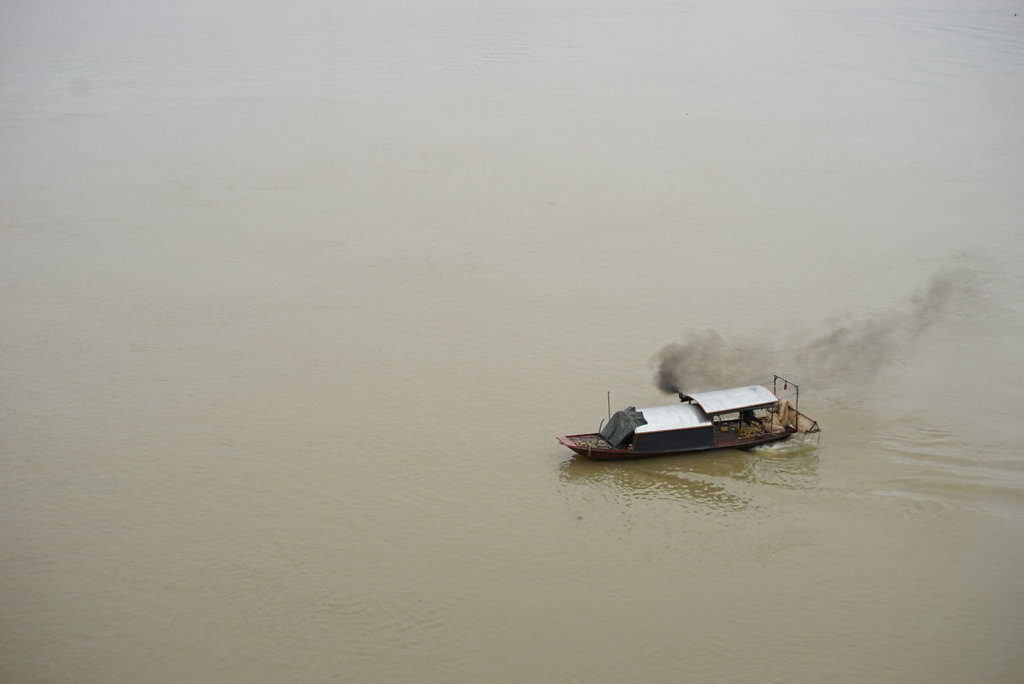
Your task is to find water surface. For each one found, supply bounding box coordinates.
[2,0,1023,681]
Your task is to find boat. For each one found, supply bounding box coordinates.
[557,375,820,460]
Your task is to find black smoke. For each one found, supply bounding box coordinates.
[653,265,980,394]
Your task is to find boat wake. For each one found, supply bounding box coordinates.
[752,437,820,455]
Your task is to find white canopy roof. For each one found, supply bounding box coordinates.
[635,404,712,433]
[688,385,779,415]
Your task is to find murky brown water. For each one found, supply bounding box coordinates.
[3,0,1024,681]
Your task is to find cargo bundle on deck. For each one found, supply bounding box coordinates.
[557,375,820,460]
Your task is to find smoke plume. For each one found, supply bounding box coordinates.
[653,265,979,394]
[654,331,768,393]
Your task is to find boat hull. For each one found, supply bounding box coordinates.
[557,428,797,460]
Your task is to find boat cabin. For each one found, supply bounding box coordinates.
[601,385,781,453]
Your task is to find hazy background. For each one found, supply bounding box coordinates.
[3,0,1023,681]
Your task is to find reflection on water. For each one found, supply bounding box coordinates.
[560,456,753,511]
[559,442,819,511]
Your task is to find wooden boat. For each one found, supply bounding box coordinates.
[557,375,820,460]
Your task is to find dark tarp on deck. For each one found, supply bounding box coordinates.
[600,407,647,448]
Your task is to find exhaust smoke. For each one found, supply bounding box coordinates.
[652,265,980,394]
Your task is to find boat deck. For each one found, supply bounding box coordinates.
[568,434,614,450]
[712,425,793,448]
